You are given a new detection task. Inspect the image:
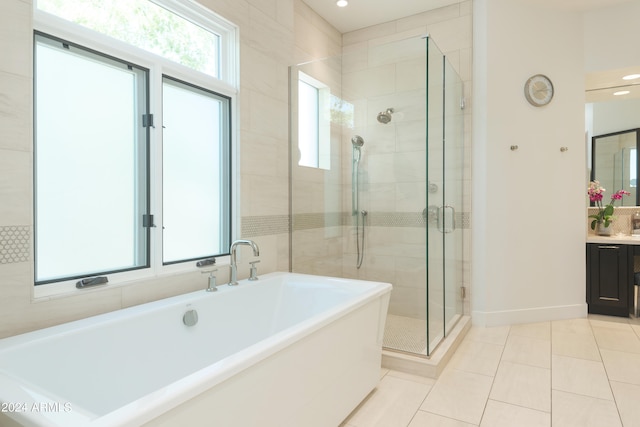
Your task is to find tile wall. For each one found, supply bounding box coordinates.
[587,206,640,237]
[291,2,473,319]
[342,4,472,324]
[0,0,340,338]
[0,0,473,339]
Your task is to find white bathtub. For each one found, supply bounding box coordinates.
[0,272,391,427]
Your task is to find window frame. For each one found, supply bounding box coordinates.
[32,0,239,297]
[33,31,153,285]
[297,71,330,170]
[161,75,233,266]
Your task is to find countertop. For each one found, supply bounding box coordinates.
[587,235,640,245]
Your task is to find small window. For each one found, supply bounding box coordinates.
[298,71,330,170]
[631,148,637,188]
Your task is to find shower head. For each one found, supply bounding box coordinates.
[351,135,364,147]
[377,108,394,124]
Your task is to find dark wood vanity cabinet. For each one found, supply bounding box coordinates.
[586,243,632,317]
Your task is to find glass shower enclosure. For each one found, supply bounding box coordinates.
[289,36,464,356]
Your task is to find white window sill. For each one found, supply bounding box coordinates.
[32,255,231,302]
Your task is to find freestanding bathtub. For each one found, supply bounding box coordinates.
[0,272,391,426]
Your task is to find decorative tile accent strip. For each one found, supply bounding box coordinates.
[242,215,290,237]
[459,212,471,229]
[244,211,471,237]
[349,211,471,229]
[364,211,426,227]
[293,212,343,231]
[0,226,30,264]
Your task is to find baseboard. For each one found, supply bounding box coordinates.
[471,303,588,327]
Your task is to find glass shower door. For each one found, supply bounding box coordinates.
[442,48,465,338]
[426,36,445,354]
[425,36,464,355]
[289,34,464,358]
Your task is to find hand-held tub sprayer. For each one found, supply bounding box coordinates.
[351,136,367,269]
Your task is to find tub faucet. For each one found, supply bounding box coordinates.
[229,239,260,286]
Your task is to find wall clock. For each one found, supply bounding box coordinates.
[524,74,554,107]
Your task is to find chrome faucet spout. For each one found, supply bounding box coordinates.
[229,239,260,286]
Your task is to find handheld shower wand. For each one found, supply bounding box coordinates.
[351,135,364,215]
[351,135,367,269]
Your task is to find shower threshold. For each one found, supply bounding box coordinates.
[382,315,470,378]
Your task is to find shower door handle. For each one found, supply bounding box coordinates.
[437,205,456,233]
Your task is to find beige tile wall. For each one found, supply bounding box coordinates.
[0,0,340,339]
[290,2,473,320]
[0,0,472,339]
[344,1,472,319]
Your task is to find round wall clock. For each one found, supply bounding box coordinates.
[524,74,554,107]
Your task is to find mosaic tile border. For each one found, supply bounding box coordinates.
[349,211,470,229]
[364,212,426,227]
[242,215,290,237]
[0,214,470,262]
[243,211,471,237]
[0,216,471,264]
[292,212,343,231]
[587,207,636,236]
[0,226,30,264]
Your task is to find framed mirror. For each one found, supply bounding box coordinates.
[591,128,640,206]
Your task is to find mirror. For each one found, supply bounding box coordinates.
[587,64,640,205]
[591,128,640,206]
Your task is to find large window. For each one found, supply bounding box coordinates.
[34,35,150,283]
[33,1,236,286]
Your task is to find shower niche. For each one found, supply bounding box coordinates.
[289,36,465,357]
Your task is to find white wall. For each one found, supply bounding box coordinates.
[583,1,640,73]
[472,0,587,326]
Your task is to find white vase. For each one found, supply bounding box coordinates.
[597,222,613,236]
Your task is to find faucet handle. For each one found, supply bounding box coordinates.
[201,268,218,292]
[249,260,260,281]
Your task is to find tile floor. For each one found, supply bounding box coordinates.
[341,315,640,427]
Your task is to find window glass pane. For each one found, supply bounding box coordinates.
[162,77,230,263]
[298,79,319,168]
[35,35,148,283]
[631,148,637,188]
[37,0,220,77]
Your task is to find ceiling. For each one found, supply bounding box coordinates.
[301,0,638,101]
[586,66,640,102]
[302,0,634,34]
[300,0,460,33]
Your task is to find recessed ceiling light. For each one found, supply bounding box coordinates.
[336,0,348,7]
[614,90,631,96]
[622,74,640,80]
